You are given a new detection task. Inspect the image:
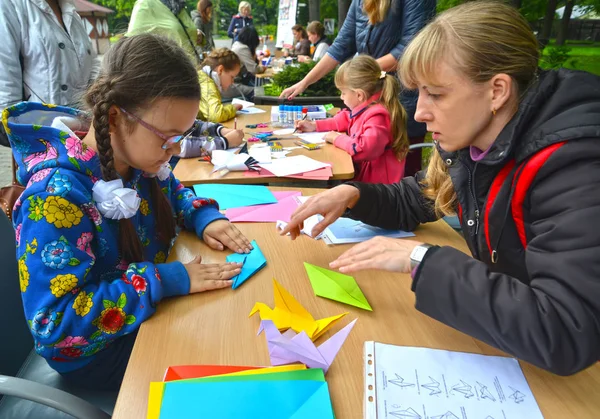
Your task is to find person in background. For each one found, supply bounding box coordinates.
[285,25,310,58]
[228,1,253,42]
[280,0,436,177]
[4,34,251,390]
[127,0,202,64]
[178,120,244,158]
[295,55,407,184]
[0,0,100,147]
[191,0,215,55]
[198,48,244,122]
[298,21,330,63]
[282,1,600,376]
[232,26,265,86]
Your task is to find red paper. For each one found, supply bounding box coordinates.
[163,365,263,381]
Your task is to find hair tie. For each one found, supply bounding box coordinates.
[92,179,141,220]
[380,71,386,79]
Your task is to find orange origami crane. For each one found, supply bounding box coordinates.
[249,279,347,341]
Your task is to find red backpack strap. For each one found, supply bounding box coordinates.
[484,160,516,257]
[510,141,567,247]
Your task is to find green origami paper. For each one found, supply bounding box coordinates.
[304,263,372,311]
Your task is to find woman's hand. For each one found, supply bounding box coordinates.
[298,55,311,63]
[329,237,423,274]
[324,131,341,144]
[184,256,242,293]
[203,220,253,253]
[280,185,361,239]
[222,128,245,147]
[280,80,308,100]
[295,119,317,132]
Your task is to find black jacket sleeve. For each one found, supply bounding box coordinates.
[345,170,439,231]
[413,139,600,376]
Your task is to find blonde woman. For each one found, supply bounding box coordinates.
[280,0,436,177]
[282,1,600,376]
[228,1,253,41]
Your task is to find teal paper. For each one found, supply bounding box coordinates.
[192,184,277,210]
[158,379,334,418]
[226,240,266,289]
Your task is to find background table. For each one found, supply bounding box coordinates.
[173,106,354,185]
[112,187,600,418]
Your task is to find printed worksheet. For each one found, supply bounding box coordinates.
[365,342,544,419]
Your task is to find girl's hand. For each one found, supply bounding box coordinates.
[295,120,317,132]
[203,220,253,253]
[329,237,423,274]
[222,128,244,147]
[324,131,341,143]
[280,185,361,239]
[233,104,244,111]
[184,256,242,293]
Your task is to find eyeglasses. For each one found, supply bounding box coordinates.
[119,108,198,150]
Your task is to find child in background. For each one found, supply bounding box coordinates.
[4,34,252,391]
[295,55,408,184]
[198,48,244,123]
[178,119,244,158]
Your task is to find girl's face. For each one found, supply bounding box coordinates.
[110,98,199,174]
[308,32,318,44]
[217,64,240,91]
[241,7,250,17]
[339,87,365,111]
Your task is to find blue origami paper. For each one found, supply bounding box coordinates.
[192,184,277,210]
[226,240,266,289]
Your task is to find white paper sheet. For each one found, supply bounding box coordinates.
[322,217,415,244]
[365,342,543,419]
[237,107,266,115]
[248,145,272,164]
[259,155,330,177]
[296,132,326,144]
[232,98,255,108]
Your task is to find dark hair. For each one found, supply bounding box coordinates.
[197,0,213,23]
[237,26,260,55]
[84,34,200,263]
[291,24,307,39]
[202,48,241,71]
[307,21,325,38]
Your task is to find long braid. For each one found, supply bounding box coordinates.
[150,177,176,245]
[89,79,144,263]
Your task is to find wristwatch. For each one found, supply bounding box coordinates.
[410,244,433,270]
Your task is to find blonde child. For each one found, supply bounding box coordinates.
[198,48,243,123]
[296,55,408,183]
[4,34,251,390]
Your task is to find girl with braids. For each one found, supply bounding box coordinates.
[3,34,252,390]
[198,48,244,123]
[295,55,408,184]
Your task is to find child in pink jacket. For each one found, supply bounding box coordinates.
[295,55,408,184]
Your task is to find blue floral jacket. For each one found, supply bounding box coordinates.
[3,102,226,373]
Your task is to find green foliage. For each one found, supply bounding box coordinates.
[263,61,340,97]
[257,24,278,37]
[321,0,338,20]
[541,45,575,69]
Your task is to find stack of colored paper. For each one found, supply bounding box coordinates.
[148,364,335,418]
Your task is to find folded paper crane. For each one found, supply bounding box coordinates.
[249,279,347,341]
[258,319,357,374]
[211,150,260,173]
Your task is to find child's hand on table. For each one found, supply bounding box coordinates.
[222,128,245,147]
[184,256,242,293]
[295,120,317,132]
[324,131,341,143]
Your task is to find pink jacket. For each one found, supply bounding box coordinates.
[315,95,405,184]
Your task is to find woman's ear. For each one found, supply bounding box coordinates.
[490,73,514,113]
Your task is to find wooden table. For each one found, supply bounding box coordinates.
[113,187,600,419]
[173,106,354,185]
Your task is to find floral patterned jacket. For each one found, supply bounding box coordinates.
[3,102,226,373]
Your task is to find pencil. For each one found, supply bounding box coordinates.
[234,117,237,129]
[292,114,307,134]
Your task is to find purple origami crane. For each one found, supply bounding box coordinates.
[258,318,357,374]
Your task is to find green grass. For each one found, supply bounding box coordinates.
[541,42,600,75]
